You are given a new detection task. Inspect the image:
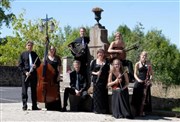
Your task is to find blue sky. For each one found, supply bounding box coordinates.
[1,0,180,49]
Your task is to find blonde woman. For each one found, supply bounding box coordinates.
[131,51,153,116]
[107,59,133,119]
[108,32,135,83]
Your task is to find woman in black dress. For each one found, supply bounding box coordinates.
[131,51,153,116]
[107,59,133,119]
[45,46,62,111]
[90,49,110,114]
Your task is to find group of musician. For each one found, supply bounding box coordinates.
[18,27,153,119]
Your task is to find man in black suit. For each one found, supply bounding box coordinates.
[68,27,90,72]
[18,41,41,110]
[62,60,88,112]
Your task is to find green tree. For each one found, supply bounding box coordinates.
[0,12,60,65]
[145,30,180,85]
[109,24,180,85]
[0,0,15,33]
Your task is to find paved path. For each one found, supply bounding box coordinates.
[0,87,180,122]
[1,103,180,122]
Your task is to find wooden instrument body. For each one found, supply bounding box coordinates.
[37,63,59,103]
[109,44,139,60]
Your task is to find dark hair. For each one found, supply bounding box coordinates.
[26,40,34,45]
[97,48,105,54]
[80,27,86,31]
[49,45,56,53]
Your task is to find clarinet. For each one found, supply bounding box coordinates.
[95,62,104,83]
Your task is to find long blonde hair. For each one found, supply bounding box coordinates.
[110,59,124,74]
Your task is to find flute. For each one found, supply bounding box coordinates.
[25,57,38,82]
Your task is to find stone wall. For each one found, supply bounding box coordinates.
[0,66,21,86]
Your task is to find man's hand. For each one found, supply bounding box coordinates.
[26,72,30,77]
[75,53,81,57]
[75,89,81,96]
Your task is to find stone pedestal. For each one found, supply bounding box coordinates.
[89,25,109,60]
[69,94,93,112]
[62,57,73,83]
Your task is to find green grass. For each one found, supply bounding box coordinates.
[172,107,180,112]
[158,107,180,112]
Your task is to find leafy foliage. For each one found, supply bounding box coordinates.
[0,0,15,31]
[108,24,180,85]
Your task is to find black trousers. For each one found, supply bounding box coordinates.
[21,72,38,108]
[121,60,135,82]
[63,87,87,107]
[63,87,77,107]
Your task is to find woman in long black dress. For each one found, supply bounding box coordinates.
[107,59,133,119]
[90,49,110,114]
[131,51,153,116]
[45,46,62,111]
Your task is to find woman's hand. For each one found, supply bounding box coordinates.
[96,71,101,76]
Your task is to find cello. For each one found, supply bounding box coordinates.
[36,35,60,104]
[109,43,139,61]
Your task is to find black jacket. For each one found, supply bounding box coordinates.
[69,37,90,65]
[18,51,41,74]
[70,70,87,91]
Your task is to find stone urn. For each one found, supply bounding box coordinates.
[92,7,104,26]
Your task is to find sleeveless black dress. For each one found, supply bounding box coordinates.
[111,74,133,118]
[131,63,152,116]
[90,59,110,114]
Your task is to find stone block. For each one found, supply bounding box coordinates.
[69,94,93,112]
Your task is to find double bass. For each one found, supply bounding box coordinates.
[37,36,60,104]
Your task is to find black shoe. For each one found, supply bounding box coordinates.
[32,107,41,110]
[126,115,134,119]
[61,107,67,112]
[22,107,27,111]
[22,105,27,111]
